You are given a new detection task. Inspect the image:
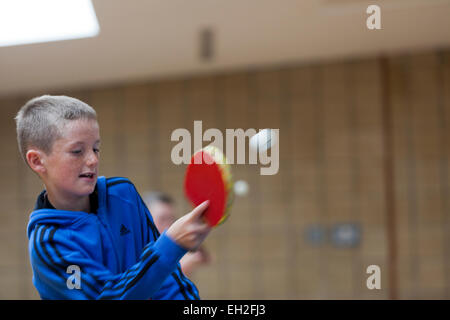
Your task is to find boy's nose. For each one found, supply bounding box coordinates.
[86,151,99,166]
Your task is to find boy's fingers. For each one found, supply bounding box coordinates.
[197,223,211,234]
[189,200,210,220]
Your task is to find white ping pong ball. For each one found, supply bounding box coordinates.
[234,180,249,197]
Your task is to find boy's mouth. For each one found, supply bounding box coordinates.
[79,172,96,179]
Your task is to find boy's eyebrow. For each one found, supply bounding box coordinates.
[69,140,101,146]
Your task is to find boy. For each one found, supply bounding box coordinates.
[15,95,211,299]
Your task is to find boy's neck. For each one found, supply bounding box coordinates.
[46,192,91,213]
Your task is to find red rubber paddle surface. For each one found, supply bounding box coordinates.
[184,150,227,227]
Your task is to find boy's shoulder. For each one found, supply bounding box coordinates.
[104,176,137,194]
[105,176,134,188]
[102,176,140,203]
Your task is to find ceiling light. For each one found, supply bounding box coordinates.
[0,0,100,47]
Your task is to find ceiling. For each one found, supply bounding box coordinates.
[1,0,450,97]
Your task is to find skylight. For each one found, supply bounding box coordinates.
[0,0,100,47]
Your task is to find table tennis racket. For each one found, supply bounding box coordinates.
[184,145,234,227]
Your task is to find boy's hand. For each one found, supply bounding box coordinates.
[166,200,211,251]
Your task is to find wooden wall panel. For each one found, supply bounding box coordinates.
[0,49,449,299]
[391,52,449,299]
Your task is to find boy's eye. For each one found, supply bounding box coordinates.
[71,150,82,154]
[94,148,100,153]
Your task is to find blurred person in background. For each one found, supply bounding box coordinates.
[144,192,211,277]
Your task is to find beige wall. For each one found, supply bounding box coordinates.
[0,50,448,299]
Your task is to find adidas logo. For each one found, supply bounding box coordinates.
[120,224,131,236]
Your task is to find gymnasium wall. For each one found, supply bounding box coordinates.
[0,49,448,299]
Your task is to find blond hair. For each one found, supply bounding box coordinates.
[15,95,97,163]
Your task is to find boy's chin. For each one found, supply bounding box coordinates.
[78,178,97,193]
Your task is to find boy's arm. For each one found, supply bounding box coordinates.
[150,264,200,300]
[30,225,186,300]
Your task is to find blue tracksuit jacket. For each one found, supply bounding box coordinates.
[27,176,200,300]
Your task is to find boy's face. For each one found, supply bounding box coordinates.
[41,118,100,203]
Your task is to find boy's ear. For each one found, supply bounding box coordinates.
[26,149,46,174]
